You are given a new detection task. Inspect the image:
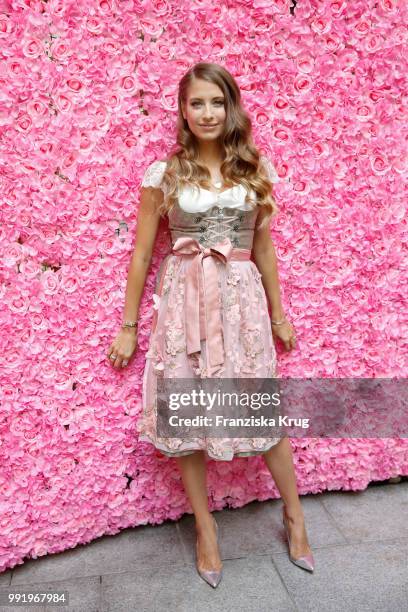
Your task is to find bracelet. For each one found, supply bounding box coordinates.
[271,316,287,325]
[122,320,138,329]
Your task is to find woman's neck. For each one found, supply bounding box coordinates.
[196,140,225,167]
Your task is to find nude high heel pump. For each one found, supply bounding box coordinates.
[282,506,315,573]
[195,516,223,588]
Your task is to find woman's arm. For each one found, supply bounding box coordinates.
[121,186,164,326]
[107,185,164,369]
[252,206,285,320]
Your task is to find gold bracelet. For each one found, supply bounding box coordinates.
[122,321,138,329]
[271,317,287,325]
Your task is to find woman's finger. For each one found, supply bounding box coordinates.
[284,335,295,351]
[282,338,290,351]
[113,355,124,369]
[108,349,121,367]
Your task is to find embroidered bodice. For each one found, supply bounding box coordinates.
[141,156,279,249]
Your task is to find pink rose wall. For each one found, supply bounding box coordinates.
[0,0,407,573]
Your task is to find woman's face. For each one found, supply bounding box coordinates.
[181,78,226,143]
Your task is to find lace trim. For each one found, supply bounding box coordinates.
[141,160,166,190]
[260,155,280,183]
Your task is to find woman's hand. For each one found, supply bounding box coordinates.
[271,319,296,351]
[107,328,138,369]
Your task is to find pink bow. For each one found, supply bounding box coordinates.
[171,236,251,375]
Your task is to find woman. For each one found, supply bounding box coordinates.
[107,62,314,588]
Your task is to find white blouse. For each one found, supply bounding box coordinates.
[141,155,280,214]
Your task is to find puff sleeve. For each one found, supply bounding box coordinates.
[141,160,167,192]
[260,155,280,183]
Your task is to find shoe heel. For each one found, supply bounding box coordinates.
[196,515,223,588]
[282,508,315,573]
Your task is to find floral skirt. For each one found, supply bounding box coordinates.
[136,253,282,461]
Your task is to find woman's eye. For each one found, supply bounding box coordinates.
[191,101,224,107]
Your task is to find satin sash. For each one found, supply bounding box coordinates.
[171,236,251,375]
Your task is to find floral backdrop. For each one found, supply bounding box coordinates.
[0,0,407,573]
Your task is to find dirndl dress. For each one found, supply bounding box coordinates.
[136,157,283,461]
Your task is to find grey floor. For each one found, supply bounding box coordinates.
[1,478,407,612]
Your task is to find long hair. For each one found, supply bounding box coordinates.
[158,62,278,230]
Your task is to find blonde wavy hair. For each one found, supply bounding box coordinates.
[157,62,278,230]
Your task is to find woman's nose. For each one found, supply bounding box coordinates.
[202,106,214,118]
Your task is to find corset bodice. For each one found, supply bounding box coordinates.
[140,157,280,250]
[168,199,258,250]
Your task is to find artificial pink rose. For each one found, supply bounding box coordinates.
[370,153,391,175]
[293,73,313,94]
[51,40,71,61]
[54,93,73,113]
[323,34,342,53]
[310,16,332,35]
[364,34,384,53]
[356,101,375,122]
[22,37,43,58]
[14,112,32,133]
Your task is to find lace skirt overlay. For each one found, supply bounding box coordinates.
[136,236,282,461]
